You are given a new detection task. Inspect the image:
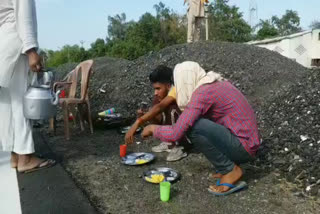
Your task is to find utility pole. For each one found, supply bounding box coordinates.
[249,0,258,29]
[80,40,85,48]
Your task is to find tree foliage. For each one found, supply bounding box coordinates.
[256,20,279,40]
[256,10,302,40]
[272,10,301,36]
[310,20,320,29]
[207,0,252,42]
[107,13,133,41]
[47,45,88,67]
[46,1,256,67]
[89,38,108,58]
[105,2,186,60]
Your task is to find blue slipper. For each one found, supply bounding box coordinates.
[208,180,248,196]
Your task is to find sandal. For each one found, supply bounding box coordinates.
[18,159,56,173]
[208,180,248,196]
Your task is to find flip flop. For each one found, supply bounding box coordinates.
[209,170,223,180]
[18,159,56,174]
[208,180,248,196]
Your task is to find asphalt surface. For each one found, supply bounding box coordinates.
[17,131,97,214]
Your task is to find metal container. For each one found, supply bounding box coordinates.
[23,71,60,120]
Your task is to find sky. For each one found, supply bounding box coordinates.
[36,0,319,50]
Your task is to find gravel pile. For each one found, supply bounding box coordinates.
[73,42,306,117]
[257,69,320,196]
[54,41,320,195]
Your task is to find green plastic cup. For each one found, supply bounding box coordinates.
[160,181,171,202]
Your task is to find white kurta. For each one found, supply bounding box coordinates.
[0,0,38,154]
[0,0,38,87]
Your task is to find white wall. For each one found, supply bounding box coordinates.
[311,29,320,59]
[288,32,312,67]
[252,29,320,68]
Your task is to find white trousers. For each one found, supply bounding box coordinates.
[187,13,203,43]
[0,55,34,154]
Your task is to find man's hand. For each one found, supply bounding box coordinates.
[141,125,157,139]
[136,109,146,118]
[125,122,139,144]
[26,49,42,72]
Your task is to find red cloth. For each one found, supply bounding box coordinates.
[59,90,66,98]
[154,81,260,156]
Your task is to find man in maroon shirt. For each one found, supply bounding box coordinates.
[141,61,260,196]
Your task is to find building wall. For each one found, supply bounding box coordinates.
[311,29,320,59]
[288,33,312,67]
[252,29,320,68]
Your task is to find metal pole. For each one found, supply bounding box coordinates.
[206,16,209,40]
[205,4,209,41]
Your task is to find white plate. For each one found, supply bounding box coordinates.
[143,167,180,183]
[121,152,155,165]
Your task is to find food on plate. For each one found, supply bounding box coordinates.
[145,174,165,183]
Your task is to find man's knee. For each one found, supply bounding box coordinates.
[187,119,211,140]
[192,118,211,131]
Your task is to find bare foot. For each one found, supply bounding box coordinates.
[17,154,55,173]
[209,172,223,179]
[209,165,243,193]
[11,152,18,168]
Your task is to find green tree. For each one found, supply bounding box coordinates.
[107,13,133,41]
[207,0,252,42]
[310,20,320,29]
[154,2,187,45]
[89,38,107,58]
[107,13,162,60]
[256,10,302,40]
[47,45,89,67]
[271,10,302,36]
[105,2,186,60]
[256,20,279,40]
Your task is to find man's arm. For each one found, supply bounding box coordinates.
[153,89,211,142]
[125,96,176,144]
[14,0,39,54]
[140,96,176,124]
[13,0,42,72]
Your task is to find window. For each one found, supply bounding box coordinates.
[311,59,320,67]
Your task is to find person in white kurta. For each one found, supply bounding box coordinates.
[185,0,208,43]
[0,0,55,172]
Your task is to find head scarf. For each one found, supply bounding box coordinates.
[173,61,224,111]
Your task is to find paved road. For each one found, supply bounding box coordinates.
[0,131,98,214]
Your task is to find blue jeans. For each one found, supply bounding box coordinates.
[188,119,253,175]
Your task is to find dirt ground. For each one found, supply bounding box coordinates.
[43,124,320,214]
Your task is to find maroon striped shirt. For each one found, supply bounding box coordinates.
[154,81,260,156]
